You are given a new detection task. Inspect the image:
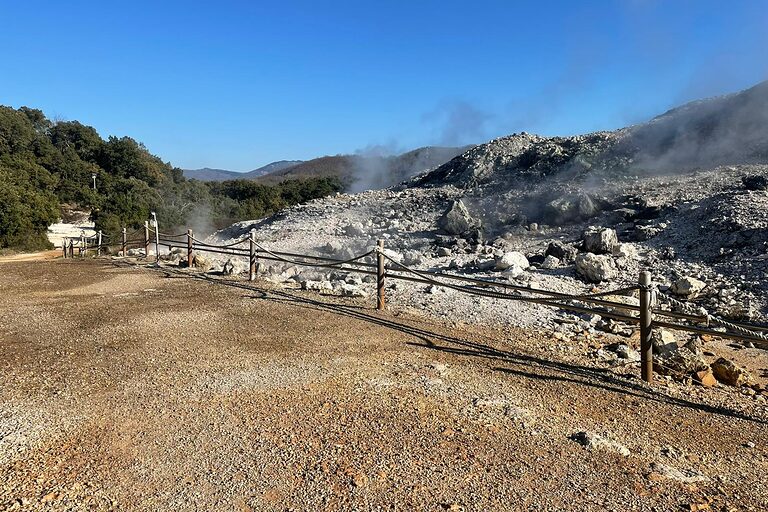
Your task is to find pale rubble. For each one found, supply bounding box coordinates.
[201,83,768,351]
[568,431,631,457]
[575,253,618,283]
[582,227,619,254]
[671,276,707,298]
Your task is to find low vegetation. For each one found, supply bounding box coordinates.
[0,106,343,250]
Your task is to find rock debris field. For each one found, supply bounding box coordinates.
[6,81,768,510]
[1,258,768,511]
[200,82,768,390]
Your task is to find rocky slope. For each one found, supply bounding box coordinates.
[202,81,768,381]
[255,146,471,191]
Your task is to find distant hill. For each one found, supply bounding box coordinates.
[242,160,304,179]
[183,167,241,181]
[184,147,470,192]
[256,146,472,191]
[184,160,303,181]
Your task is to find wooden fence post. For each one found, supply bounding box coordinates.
[151,213,160,263]
[62,238,67,259]
[69,239,74,258]
[81,234,86,258]
[377,239,385,310]
[187,229,194,268]
[249,230,257,281]
[144,221,150,258]
[122,227,127,256]
[97,230,102,257]
[639,271,654,383]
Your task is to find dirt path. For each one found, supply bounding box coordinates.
[1,259,766,511]
[0,250,61,263]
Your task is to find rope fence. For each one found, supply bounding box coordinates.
[62,217,768,384]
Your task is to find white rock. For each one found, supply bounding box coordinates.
[575,253,617,283]
[437,199,477,235]
[569,431,630,457]
[502,264,525,279]
[582,227,619,254]
[540,255,561,269]
[612,243,638,260]
[340,283,368,297]
[302,280,333,292]
[344,222,366,236]
[494,251,530,271]
[223,257,248,275]
[671,277,706,298]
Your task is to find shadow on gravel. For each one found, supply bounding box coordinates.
[118,261,767,425]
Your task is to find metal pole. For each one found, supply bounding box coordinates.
[144,221,150,259]
[97,230,102,257]
[187,229,194,268]
[122,227,127,256]
[249,230,257,281]
[376,239,385,310]
[639,271,653,383]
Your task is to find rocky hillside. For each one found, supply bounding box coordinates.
[255,146,471,191]
[204,81,768,384]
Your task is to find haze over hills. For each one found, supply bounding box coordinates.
[183,160,303,181]
[185,146,471,191]
[254,145,472,191]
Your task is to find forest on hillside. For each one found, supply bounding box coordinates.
[0,106,343,250]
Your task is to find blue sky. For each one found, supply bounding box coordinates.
[1,1,766,171]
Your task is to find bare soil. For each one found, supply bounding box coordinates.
[1,258,766,511]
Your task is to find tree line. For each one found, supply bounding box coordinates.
[0,105,343,250]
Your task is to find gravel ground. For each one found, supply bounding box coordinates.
[1,258,767,511]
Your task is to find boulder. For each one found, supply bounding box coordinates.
[322,240,344,254]
[582,227,619,254]
[193,254,212,271]
[575,253,617,283]
[694,369,718,388]
[541,193,607,225]
[540,255,560,269]
[437,200,477,235]
[612,243,638,260]
[652,334,708,377]
[634,224,664,241]
[339,283,368,298]
[654,348,709,376]
[344,222,366,237]
[671,277,706,299]
[545,241,578,263]
[494,251,530,271]
[607,343,641,362]
[711,358,751,386]
[402,250,424,266]
[302,280,333,292]
[502,265,525,279]
[742,175,768,191]
[652,328,678,353]
[476,258,496,271]
[223,257,248,276]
